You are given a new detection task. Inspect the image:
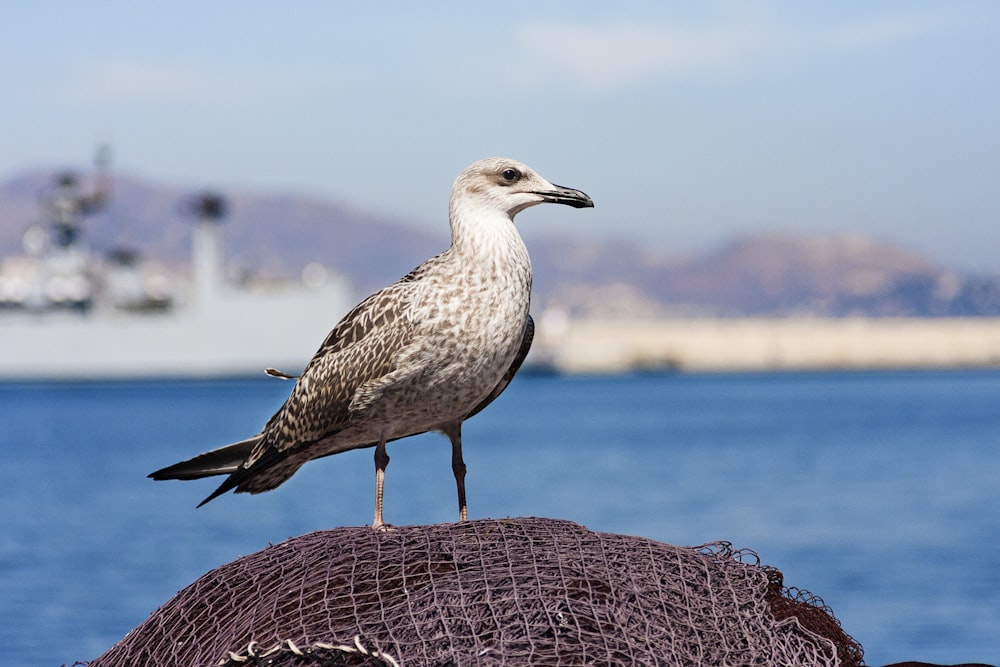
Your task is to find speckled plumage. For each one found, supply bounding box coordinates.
[150,157,593,527]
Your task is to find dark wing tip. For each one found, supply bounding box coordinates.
[148,463,202,481]
[196,479,235,508]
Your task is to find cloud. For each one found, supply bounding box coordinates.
[825,8,976,50]
[515,5,988,92]
[517,19,770,91]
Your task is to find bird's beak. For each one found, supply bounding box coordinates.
[534,184,594,209]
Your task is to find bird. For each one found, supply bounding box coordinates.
[150,157,593,528]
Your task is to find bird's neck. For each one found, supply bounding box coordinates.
[447,202,531,272]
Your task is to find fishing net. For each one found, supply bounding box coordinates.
[88,517,862,666]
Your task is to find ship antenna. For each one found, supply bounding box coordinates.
[182,191,228,309]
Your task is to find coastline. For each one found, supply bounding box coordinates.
[533,316,1000,374]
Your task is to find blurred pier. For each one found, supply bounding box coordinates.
[533,316,1000,374]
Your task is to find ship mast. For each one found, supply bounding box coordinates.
[34,145,112,311]
[186,192,227,309]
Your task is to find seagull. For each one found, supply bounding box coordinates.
[149,157,593,528]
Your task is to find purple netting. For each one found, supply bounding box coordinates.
[89,517,862,666]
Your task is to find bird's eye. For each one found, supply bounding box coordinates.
[500,168,521,184]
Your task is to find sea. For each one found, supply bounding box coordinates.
[1,370,998,666]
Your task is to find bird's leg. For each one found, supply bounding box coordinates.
[372,439,390,530]
[444,422,468,522]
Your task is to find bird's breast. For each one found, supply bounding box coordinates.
[403,265,530,408]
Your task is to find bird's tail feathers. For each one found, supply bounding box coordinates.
[148,435,262,482]
[198,445,304,507]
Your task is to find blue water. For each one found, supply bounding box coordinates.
[2,371,999,666]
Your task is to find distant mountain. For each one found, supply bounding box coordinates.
[3,168,999,317]
[0,170,443,297]
[526,231,1000,317]
[650,233,1000,317]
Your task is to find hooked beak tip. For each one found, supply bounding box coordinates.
[536,185,594,209]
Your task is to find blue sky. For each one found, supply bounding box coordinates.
[3,1,999,270]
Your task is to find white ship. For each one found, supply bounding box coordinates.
[0,153,353,380]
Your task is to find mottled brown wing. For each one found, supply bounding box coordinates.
[264,283,420,449]
[197,278,421,504]
[253,259,438,437]
[254,280,413,434]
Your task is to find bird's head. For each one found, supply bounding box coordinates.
[450,157,594,221]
